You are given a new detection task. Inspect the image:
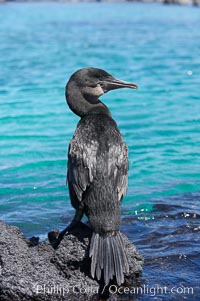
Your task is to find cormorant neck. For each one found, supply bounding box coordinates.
[87,104,111,117]
[66,84,111,118]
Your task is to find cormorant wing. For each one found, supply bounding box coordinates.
[67,125,98,204]
[108,135,128,202]
[67,120,128,205]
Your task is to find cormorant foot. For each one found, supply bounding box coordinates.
[48,229,69,249]
[51,238,61,249]
[48,230,60,249]
[48,209,84,249]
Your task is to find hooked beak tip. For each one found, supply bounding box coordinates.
[130,83,138,90]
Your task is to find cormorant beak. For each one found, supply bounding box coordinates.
[99,76,138,93]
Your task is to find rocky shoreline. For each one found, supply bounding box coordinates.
[0,0,200,6]
[0,220,143,301]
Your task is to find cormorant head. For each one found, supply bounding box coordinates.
[66,67,138,117]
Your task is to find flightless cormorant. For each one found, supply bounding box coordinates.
[49,68,138,286]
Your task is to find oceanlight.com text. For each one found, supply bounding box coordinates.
[108,284,194,296]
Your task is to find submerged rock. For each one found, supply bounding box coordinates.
[0,220,143,301]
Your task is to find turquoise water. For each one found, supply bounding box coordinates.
[0,3,199,300]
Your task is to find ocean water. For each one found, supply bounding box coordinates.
[0,2,199,300]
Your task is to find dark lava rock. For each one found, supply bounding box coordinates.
[0,220,143,301]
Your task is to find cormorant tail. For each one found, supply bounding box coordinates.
[89,231,129,286]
